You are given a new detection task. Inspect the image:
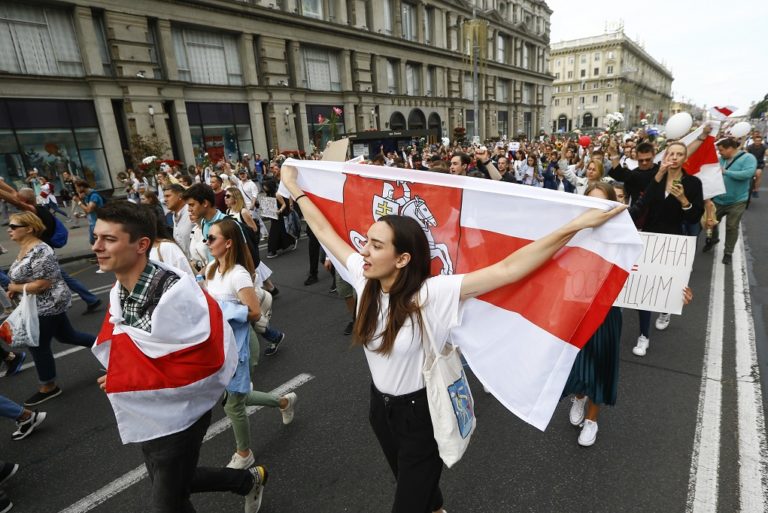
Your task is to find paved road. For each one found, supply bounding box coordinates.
[1,204,767,512]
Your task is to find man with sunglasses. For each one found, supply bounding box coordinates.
[608,142,659,206]
[181,184,227,270]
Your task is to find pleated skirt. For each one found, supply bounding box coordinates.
[561,307,623,406]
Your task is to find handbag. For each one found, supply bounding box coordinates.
[284,209,301,239]
[0,285,40,348]
[421,317,476,468]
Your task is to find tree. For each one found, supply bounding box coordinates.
[750,93,768,119]
[125,134,171,172]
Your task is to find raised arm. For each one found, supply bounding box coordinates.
[460,204,626,300]
[685,124,713,157]
[280,165,356,266]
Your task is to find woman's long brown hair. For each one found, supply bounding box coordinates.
[206,218,255,279]
[353,215,431,355]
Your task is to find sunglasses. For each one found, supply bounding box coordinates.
[224,194,232,198]
[205,235,217,244]
[8,224,27,230]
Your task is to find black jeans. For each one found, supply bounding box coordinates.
[307,226,320,276]
[140,410,253,513]
[369,384,444,513]
[31,312,94,384]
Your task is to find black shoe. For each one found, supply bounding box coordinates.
[329,285,337,294]
[0,489,12,513]
[0,462,18,486]
[304,275,318,286]
[344,321,354,336]
[83,298,102,315]
[266,252,277,259]
[264,333,286,356]
[702,238,719,253]
[269,287,279,297]
[24,386,62,407]
[3,352,25,377]
[722,254,732,265]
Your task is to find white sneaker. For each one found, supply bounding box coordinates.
[280,392,297,425]
[655,313,671,331]
[569,396,587,426]
[633,335,649,356]
[244,465,268,513]
[578,419,598,447]
[226,450,255,469]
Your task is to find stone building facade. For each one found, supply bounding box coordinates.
[548,30,673,132]
[0,0,553,192]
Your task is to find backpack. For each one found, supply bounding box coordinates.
[228,215,261,268]
[49,216,69,248]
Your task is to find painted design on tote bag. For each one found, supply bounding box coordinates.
[448,372,475,438]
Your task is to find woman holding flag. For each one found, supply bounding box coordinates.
[279,164,625,513]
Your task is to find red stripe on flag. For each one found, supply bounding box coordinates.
[683,135,719,175]
[455,226,627,348]
[713,106,734,117]
[103,292,226,393]
[308,192,347,242]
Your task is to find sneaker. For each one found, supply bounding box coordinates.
[343,321,354,336]
[24,387,62,407]
[753,191,759,198]
[655,313,671,331]
[578,419,598,447]
[702,238,720,253]
[226,450,255,470]
[329,284,337,294]
[289,240,298,251]
[244,465,269,513]
[303,274,318,286]
[722,254,732,265]
[0,489,11,513]
[266,252,277,259]
[2,352,25,377]
[633,335,649,357]
[83,298,103,315]
[269,287,279,297]
[264,333,286,357]
[12,411,46,441]
[0,462,18,486]
[280,392,297,425]
[569,396,587,426]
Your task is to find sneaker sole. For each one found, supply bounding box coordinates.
[24,389,62,407]
[0,464,19,486]
[0,501,12,513]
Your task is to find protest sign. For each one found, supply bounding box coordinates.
[258,194,278,220]
[613,233,696,314]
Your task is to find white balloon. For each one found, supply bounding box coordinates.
[729,121,751,138]
[664,112,693,140]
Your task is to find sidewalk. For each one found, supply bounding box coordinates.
[0,217,94,269]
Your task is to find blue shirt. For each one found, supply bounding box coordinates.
[200,210,227,262]
[84,190,104,225]
[714,152,757,206]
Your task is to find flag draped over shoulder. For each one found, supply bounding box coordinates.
[92,263,238,444]
[281,158,643,430]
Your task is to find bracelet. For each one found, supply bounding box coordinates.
[294,194,307,202]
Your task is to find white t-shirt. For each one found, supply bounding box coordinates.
[149,241,195,277]
[345,253,464,396]
[205,263,254,303]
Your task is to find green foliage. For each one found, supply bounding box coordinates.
[125,134,171,171]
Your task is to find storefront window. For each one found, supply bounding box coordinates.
[0,130,24,185]
[306,105,345,152]
[186,102,254,165]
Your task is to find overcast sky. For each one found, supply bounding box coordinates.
[545,0,767,113]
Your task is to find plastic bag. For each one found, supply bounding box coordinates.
[0,286,39,348]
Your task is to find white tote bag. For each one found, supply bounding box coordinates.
[0,285,39,348]
[422,319,476,468]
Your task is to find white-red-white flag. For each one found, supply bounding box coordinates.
[92,266,238,444]
[709,105,737,120]
[656,123,725,199]
[281,159,642,430]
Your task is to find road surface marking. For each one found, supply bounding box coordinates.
[57,372,314,513]
[686,242,725,513]
[732,232,768,512]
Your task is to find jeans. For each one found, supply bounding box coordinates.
[88,222,96,245]
[46,202,69,218]
[262,326,283,344]
[712,201,748,256]
[30,312,95,384]
[0,270,9,289]
[681,220,702,237]
[141,410,254,513]
[60,269,99,305]
[0,395,22,420]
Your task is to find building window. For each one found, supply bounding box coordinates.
[554,98,560,106]
[594,52,600,61]
[424,7,434,44]
[425,66,435,96]
[555,59,561,67]
[301,46,341,91]
[592,95,598,103]
[301,0,323,19]
[172,27,242,85]
[522,44,532,69]
[580,82,586,90]
[566,98,572,105]
[592,82,599,89]
[567,71,573,79]
[593,67,599,76]
[405,63,421,96]
[0,5,84,77]
[92,10,112,76]
[568,56,574,64]
[496,78,509,103]
[522,83,533,104]
[147,19,165,79]
[402,3,416,41]
[554,86,559,93]
[496,34,506,63]
[0,99,112,190]
[386,59,398,94]
[580,55,586,64]
[497,110,508,138]
[566,84,572,92]
[382,0,394,35]
[186,102,253,164]
[463,74,474,100]
[579,96,585,104]
[555,72,560,79]
[607,65,614,75]
[606,93,612,102]
[580,69,586,78]
[606,80,613,88]
[607,51,614,59]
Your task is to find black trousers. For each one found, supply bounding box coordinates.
[369,384,444,513]
[140,410,253,513]
[307,226,320,276]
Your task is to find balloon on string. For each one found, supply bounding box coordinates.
[664,112,693,140]
[729,121,751,138]
[578,135,591,147]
